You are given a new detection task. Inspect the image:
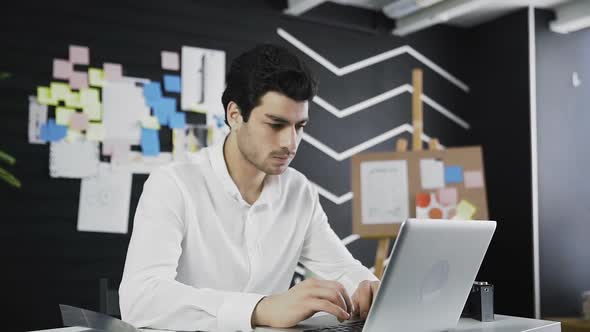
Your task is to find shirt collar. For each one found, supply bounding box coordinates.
[208,136,282,208]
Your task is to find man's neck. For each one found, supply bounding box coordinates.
[223,133,266,205]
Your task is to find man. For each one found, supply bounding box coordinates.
[119,44,380,331]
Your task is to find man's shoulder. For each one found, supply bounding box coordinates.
[156,149,211,182]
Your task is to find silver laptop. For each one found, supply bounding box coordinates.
[257,218,496,332]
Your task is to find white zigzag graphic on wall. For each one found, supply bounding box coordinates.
[277,28,470,93]
[313,84,470,129]
[302,123,442,162]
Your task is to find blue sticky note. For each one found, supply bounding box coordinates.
[163,75,181,93]
[153,97,176,126]
[169,112,186,129]
[40,122,52,141]
[41,119,67,141]
[52,123,67,141]
[143,82,162,105]
[445,165,464,183]
[141,128,160,156]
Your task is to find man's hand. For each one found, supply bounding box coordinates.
[351,280,381,320]
[251,278,352,328]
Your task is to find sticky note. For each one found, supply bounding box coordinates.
[143,82,162,105]
[55,107,75,126]
[141,128,160,156]
[163,75,181,93]
[141,115,161,130]
[37,86,57,106]
[83,103,102,121]
[103,63,122,81]
[66,129,84,142]
[88,68,105,87]
[153,97,176,126]
[40,119,67,142]
[80,88,100,106]
[169,112,186,129]
[453,200,477,220]
[50,82,71,102]
[437,187,458,206]
[69,45,89,65]
[69,71,88,90]
[86,123,105,141]
[65,91,83,109]
[161,51,179,70]
[445,166,463,184]
[420,159,445,189]
[53,59,72,80]
[70,112,89,130]
[464,171,484,188]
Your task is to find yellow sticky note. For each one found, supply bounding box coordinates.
[65,91,83,109]
[83,103,102,121]
[37,86,57,106]
[65,129,84,142]
[140,115,161,130]
[55,107,75,126]
[80,88,100,106]
[50,82,71,102]
[88,68,105,87]
[453,200,477,220]
[86,122,105,141]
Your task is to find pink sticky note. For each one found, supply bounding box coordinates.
[464,171,484,188]
[53,59,72,80]
[161,51,179,70]
[437,187,458,206]
[70,112,89,130]
[104,63,123,81]
[69,71,88,90]
[69,45,89,65]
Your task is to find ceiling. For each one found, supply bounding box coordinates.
[285,0,576,33]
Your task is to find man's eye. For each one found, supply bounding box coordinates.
[269,123,283,129]
[296,125,306,130]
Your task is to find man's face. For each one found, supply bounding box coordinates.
[235,91,309,175]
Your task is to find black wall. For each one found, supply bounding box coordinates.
[535,9,590,318]
[465,9,535,318]
[0,1,535,330]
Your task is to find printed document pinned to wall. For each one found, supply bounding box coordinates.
[102,81,150,145]
[181,46,229,145]
[360,160,409,224]
[77,163,132,234]
[28,96,48,144]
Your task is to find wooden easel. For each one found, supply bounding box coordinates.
[373,68,441,279]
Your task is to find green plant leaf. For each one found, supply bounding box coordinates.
[0,150,16,165]
[0,167,21,188]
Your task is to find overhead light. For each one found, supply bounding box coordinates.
[392,0,490,36]
[549,0,590,34]
[383,0,444,19]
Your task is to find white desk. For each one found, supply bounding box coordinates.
[31,315,561,332]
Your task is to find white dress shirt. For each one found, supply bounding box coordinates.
[119,137,377,331]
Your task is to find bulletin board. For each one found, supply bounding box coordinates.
[351,146,488,238]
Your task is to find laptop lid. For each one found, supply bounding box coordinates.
[363,218,496,332]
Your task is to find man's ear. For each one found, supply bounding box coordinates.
[226,101,242,130]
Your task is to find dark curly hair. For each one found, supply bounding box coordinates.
[221,44,318,127]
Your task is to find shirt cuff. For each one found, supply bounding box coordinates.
[217,292,266,331]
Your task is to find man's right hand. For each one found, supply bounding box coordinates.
[251,278,353,328]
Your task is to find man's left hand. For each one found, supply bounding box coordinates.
[351,280,380,320]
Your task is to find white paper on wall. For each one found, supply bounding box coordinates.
[181,46,229,145]
[102,81,150,145]
[49,140,99,178]
[420,158,445,189]
[360,160,409,224]
[77,163,132,234]
[114,151,173,174]
[28,96,48,144]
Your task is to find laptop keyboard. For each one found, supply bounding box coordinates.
[304,320,365,332]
